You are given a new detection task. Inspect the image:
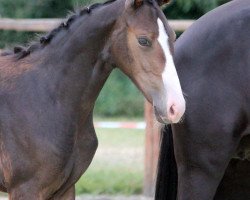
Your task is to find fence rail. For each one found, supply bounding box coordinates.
[0,18,61,32]
[0,18,194,32]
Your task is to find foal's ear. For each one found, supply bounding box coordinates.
[125,0,144,10]
[157,0,171,6]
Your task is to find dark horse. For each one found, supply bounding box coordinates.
[0,0,186,199]
[156,0,250,199]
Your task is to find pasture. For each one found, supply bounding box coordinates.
[76,126,145,195]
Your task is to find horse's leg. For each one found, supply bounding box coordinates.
[52,185,75,200]
[9,193,39,200]
[173,113,245,200]
[8,185,41,200]
[214,135,250,200]
[214,158,250,200]
[9,185,75,200]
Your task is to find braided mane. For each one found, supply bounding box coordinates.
[1,0,116,60]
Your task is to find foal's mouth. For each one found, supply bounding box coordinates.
[154,106,171,124]
[154,105,185,124]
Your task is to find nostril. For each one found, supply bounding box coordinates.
[169,105,175,115]
[166,101,185,124]
[169,104,176,117]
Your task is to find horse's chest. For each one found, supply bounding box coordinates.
[53,123,98,195]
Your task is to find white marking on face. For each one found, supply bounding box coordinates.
[157,18,185,123]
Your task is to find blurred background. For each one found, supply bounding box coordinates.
[0,0,230,198]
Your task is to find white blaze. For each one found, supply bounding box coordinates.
[157,18,185,123]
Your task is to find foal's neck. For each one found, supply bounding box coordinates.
[35,0,123,114]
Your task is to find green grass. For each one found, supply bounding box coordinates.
[76,166,143,195]
[76,128,145,195]
[95,128,144,147]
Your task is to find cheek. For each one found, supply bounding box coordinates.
[143,43,165,75]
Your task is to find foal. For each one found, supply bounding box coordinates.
[0,0,185,199]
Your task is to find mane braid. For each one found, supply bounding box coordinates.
[2,0,117,60]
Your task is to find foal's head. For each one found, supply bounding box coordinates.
[110,0,185,124]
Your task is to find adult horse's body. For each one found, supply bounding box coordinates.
[0,0,186,199]
[156,0,250,199]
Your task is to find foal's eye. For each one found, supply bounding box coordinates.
[138,37,152,47]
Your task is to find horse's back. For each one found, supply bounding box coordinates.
[175,0,250,76]
[175,0,250,69]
